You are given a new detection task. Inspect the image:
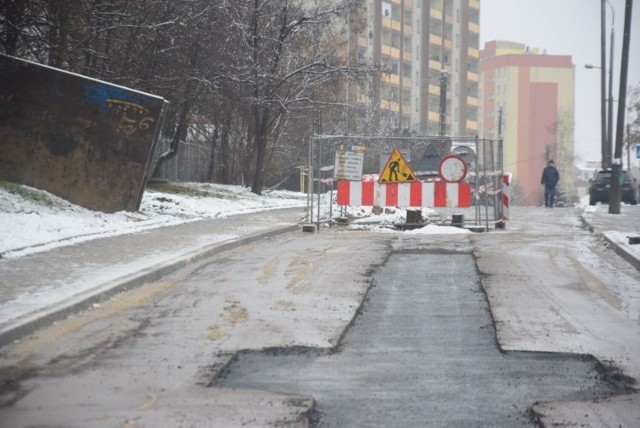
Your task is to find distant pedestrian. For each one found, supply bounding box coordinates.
[541,160,560,208]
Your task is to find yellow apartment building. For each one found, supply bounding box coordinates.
[347,0,480,136]
[480,40,575,205]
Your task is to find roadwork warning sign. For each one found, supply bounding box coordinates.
[379,149,417,183]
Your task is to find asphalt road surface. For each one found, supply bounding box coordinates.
[216,252,621,427]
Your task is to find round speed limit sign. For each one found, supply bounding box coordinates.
[438,155,468,183]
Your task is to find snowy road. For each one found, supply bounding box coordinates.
[475,206,640,425]
[0,231,392,426]
[0,206,639,426]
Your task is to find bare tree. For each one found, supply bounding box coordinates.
[1,0,376,191]
[626,84,640,153]
[216,0,366,194]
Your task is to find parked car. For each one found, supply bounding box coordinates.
[589,169,638,205]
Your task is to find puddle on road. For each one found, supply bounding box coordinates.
[214,252,631,427]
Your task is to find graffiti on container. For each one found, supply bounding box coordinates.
[106,98,155,137]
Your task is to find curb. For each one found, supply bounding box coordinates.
[0,224,300,348]
[581,214,640,271]
[601,233,640,271]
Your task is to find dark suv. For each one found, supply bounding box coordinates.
[589,169,638,205]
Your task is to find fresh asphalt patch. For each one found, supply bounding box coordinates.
[215,252,630,427]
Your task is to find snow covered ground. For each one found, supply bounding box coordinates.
[0,181,470,260]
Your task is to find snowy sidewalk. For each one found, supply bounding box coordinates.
[581,204,640,270]
[0,208,303,347]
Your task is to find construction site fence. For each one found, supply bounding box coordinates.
[305,135,505,231]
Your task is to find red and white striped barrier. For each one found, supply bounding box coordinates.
[337,180,471,208]
[500,173,511,220]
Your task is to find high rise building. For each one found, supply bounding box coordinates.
[349,0,480,136]
[479,40,575,206]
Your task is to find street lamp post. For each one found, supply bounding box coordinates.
[606,1,615,169]
[609,0,633,215]
[600,0,607,169]
[585,63,614,168]
[588,0,615,169]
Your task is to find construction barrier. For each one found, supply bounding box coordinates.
[337,180,471,208]
[500,173,511,220]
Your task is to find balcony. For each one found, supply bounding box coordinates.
[382,17,401,32]
[381,44,402,59]
[382,73,401,85]
[380,99,400,112]
[428,111,440,122]
[430,35,452,51]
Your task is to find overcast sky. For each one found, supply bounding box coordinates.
[480,0,640,166]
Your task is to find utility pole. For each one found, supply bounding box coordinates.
[600,0,608,169]
[606,6,615,167]
[439,71,448,136]
[438,0,448,137]
[609,0,633,214]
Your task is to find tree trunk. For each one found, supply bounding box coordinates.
[206,126,218,182]
[217,109,233,184]
[250,106,270,195]
[152,100,191,178]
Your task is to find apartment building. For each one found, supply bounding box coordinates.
[349,0,480,136]
[479,40,575,206]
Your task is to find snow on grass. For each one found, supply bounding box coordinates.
[1,180,478,259]
[0,181,306,258]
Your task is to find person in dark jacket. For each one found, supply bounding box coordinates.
[541,160,560,207]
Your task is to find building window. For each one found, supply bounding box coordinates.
[404,9,412,26]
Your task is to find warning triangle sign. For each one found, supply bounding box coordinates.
[379,149,417,183]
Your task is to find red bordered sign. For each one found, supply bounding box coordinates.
[438,155,468,183]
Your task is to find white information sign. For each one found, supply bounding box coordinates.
[334,150,364,181]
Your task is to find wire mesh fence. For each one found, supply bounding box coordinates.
[306,135,505,229]
[153,137,212,182]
